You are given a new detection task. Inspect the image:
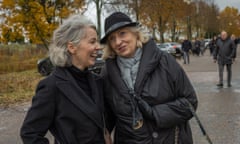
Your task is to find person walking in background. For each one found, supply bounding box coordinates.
[200,38,205,56]
[214,31,236,87]
[209,36,217,56]
[101,12,198,144]
[194,37,201,56]
[231,34,238,58]
[20,14,111,144]
[182,37,192,64]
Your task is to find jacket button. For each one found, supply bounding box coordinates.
[152,132,158,138]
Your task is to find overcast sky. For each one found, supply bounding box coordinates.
[214,0,240,11]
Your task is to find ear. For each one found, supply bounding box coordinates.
[67,42,76,54]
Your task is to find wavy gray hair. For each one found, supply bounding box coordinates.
[102,26,149,60]
[49,14,96,67]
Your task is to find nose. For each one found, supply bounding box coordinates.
[95,42,101,50]
[115,36,122,46]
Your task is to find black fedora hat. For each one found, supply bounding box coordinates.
[100,12,138,44]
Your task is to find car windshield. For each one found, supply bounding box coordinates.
[163,44,169,47]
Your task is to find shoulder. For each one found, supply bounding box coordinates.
[157,50,182,79]
[36,73,58,93]
[158,50,180,69]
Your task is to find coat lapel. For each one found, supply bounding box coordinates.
[106,40,161,96]
[54,67,103,128]
[134,40,161,94]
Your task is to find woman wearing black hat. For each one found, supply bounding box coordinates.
[101,12,198,144]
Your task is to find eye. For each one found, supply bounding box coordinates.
[108,36,115,42]
[90,38,97,44]
[119,31,126,36]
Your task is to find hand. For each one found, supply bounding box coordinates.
[213,59,217,63]
[104,129,112,144]
[232,58,235,62]
[135,97,154,120]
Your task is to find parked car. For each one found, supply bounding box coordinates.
[157,42,183,58]
[157,43,173,54]
[37,50,105,76]
[204,39,211,47]
[37,57,54,76]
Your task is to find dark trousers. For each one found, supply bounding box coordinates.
[218,64,232,85]
[183,51,190,64]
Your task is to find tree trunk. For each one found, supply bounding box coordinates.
[95,0,102,39]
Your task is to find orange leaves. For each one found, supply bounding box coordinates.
[0,0,85,47]
[218,7,240,36]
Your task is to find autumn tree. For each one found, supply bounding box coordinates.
[218,7,240,36]
[138,0,187,42]
[0,0,84,49]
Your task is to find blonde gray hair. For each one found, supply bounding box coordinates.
[102,26,149,60]
[49,14,96,67]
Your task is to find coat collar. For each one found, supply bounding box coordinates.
[52,67,104,128]
[134,39,161,93]
[106,39,161,94]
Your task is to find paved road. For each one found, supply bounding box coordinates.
[0,48,239,144]
[180,49,240,144]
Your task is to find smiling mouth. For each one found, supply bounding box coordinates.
[118,46,126,52]
[90,53,97,58]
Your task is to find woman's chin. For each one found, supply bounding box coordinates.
[88,60,96,67]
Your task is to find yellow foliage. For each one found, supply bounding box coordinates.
[219,7,240,36]
[1,0,85,45]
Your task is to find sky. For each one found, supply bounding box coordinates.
[214,0,240,11]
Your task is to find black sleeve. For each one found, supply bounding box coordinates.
[20,78,56,144]
[152,55,198,128]
[100,66,117,133]
[213,44,219,60]
[231,40,236,59]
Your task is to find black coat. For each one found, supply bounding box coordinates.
[181,40,192,52]
[102,40,198,144]
[214,37,236,64]
[20,67,105,144]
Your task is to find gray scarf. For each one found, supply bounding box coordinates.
[117,48,142,90]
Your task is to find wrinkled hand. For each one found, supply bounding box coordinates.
[135,97,154,120]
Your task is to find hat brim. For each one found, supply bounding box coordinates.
[100,22,138,44]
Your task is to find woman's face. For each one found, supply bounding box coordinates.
[68,27,100,70]
[108,27,138,58]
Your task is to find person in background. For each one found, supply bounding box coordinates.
[181,37,192,64]
[214,31,236,87]
[200,38,205,56]
[101,12,198,144]
[194,37,201,56]
[209,36,217,56]
[20,14,111,144]
[231,34,238,58]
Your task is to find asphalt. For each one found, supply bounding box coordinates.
[0,47,239,144]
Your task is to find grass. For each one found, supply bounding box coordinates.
[0,44,47,107]
[0,69,43,107]
[0,44,47,74]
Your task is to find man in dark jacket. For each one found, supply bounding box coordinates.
[182,37,192,64]
[194,38,201,56]
[231,34,239,58]
[214,31,236,87]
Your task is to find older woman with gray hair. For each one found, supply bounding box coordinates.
[101,12,198,144]
[20,14,111,144]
